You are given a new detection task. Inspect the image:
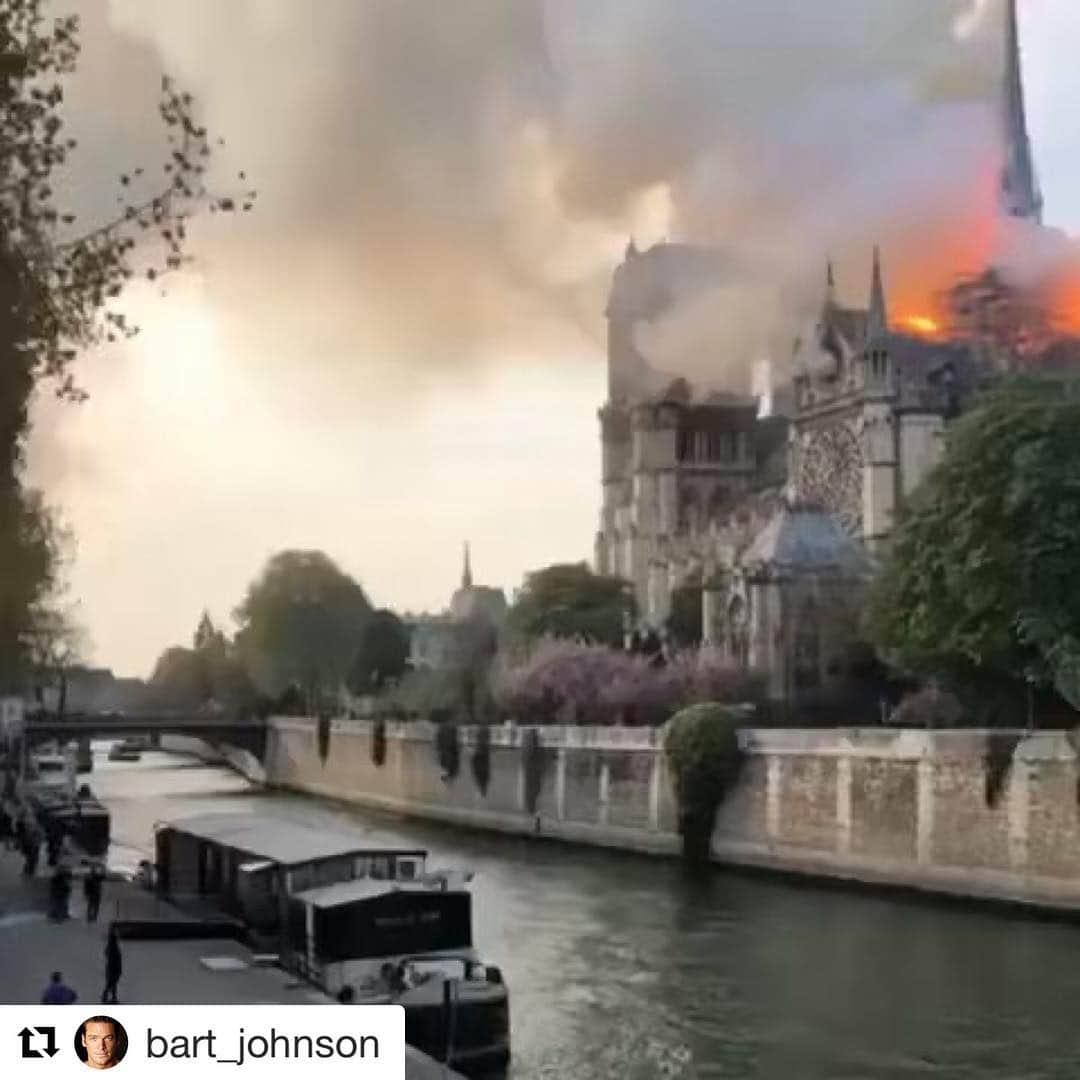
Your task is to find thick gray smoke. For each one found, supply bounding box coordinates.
[26,0,1018,673]
[52,0,1004,399]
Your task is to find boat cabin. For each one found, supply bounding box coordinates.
[154,813,428,933]
[288,875,475,994]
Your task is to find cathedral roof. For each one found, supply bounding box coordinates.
[449,584,508,625]
[741,505,869,580]
[606,242,729,322]
[752,415,789,488]
[822,304,869,353]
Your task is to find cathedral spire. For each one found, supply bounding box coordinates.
[821,257,837,315]
[461,542,473,589]
[1001,0,1042,223]
[867,245,888,339]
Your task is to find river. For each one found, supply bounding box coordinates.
[91,746,1080,1079]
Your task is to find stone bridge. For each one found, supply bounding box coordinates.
[24,712,269,762]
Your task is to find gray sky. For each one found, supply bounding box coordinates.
[25,0,1080,677]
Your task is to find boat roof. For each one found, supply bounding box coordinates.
[158,812,426,868]
[292,876,456,909]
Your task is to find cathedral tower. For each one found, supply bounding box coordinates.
[861,249,898,546]
[1001,0,1042,223]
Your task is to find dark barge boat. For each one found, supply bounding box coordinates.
[153,813,510,1077]
[21,754,110,858]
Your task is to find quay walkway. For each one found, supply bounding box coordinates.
[0,846,463,1078]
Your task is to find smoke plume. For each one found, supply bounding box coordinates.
[61,0,1013,394]
[28,0,1057,672]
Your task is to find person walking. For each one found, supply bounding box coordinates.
[24,834,39,877]
[48,866,72,921]
[58,865,72,920]
[40,971,77,1005]
[48,868,63,920]
[84,863,104,922]
[45,820,61,868]
[101,929,122,1005]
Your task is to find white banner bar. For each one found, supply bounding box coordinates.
[0,1005,405,1079]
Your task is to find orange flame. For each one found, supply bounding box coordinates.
[896,314,942,338]
[1046,267,1080,337]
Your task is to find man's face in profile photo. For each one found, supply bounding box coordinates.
[82,1020,119,1070]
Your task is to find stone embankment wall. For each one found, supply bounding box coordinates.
[264,718,1080,911]
[159,733,268,783]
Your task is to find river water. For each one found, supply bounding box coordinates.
[91,748,1080,1079]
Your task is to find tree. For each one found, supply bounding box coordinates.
[149,611,256,710]
[0,3,253,687]
[1,488,65,690]
[665,703,745,861]
[507,562,634,647]
[347,608,410,694]
[23,598,86,714]
[870,378,1080,712]
[234,551,372,713]
[149,645,205,709]
[490,638,761,726]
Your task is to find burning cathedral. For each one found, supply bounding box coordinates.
[594,0,1065,700]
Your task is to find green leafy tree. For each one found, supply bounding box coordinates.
[149,644,205,709]
[665,703,745,860]
[870,378,1080,711]
[149,612,256,710]
[24,598,86,715]
[507,562,634,647]
[0,2,253,688]
[347,608,410,694]
[2,489,65,690]
[234,551,372,713]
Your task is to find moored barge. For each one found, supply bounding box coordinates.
[153,812,510,1076]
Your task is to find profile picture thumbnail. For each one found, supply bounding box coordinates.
[74,1016,128,1070]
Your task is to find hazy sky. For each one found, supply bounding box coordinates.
[24,0,1080,677]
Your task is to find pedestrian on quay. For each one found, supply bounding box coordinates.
[45,820,62,868]
[41,971,78,1005]
[59,865,72,919]
[49,866,72,921]
[84,863,105,922]
[102,928,122,1004]
[22,831,40,877]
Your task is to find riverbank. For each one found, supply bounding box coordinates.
[260,717,1080,917]
[0,815,462,1079]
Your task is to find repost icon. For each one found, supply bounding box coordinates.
[2,1006,405,1077]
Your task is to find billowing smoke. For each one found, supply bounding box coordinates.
[56,0,1011,398]
[29,0,1048,672]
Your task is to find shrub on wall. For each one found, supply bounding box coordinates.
[891,685,964,728]
[371,717,387,768]
[435,721,461,782]
[984,732,1022,809]
[471,723,492,797]
[316,713,331,764]
[664,703,745,861]
[522,727,546,813]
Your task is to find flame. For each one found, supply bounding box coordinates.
[897,314,942,338]
[1046,266,1080,337]
[880,157,1001,342]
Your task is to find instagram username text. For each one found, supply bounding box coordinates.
[147,1028,380,1067]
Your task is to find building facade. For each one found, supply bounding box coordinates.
[595,1,1051,699]
[408,545,507,673]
